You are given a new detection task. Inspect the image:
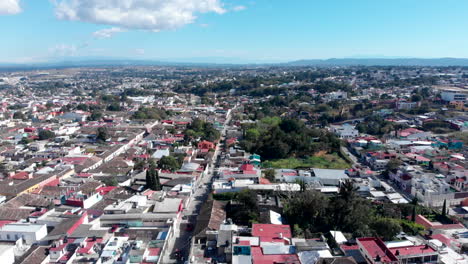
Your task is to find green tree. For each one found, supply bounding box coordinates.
[0,163,7,177]
[184,119,220,142]
[158,156,181,172]
[76,104,89,111]
[411,206,417,222]
[370,218,402,241]
[400,220,424,235]
[38,130,56,140]
[13,111,26,120]
[103,177,118,186]
[131,107,169,120]
[107,103,122,111]
[146,169,153,190]
[153,169,161,191]
[19,137,32,145]
[89,111,103,121]
[386,159,402,173]
[411,94,422,102]
[96,127,109,142]
[411,197,418,222]
[339,180,358,202]
[293,224,304,238]
[292,179,306,192]
[284,190,328,231]
[236,189,258,209]
[245,128,260,141]
[263,169,276,182]
[442,199,447,217]
[146,160,161,191]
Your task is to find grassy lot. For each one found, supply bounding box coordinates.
[451,131,468,145]
[262,153,351,169]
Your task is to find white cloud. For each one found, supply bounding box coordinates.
[93,27,126,39]
[0,0,21,15]
[199,23,210,28]
[53,0,227,31]
[135,49,145,55]
[232,5,246,11]
[49,44,78,57]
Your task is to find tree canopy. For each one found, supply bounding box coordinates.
[131,107,169,120]
[96,127,109,142]
[146,160,161,191]
[157,156,181,172]
[241,118,341,160]
[184,119,221,143]
[282,185,409,239]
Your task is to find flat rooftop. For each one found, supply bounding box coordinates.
[389,245,436,256]
[435,86,468,93]
[0,223,45,232]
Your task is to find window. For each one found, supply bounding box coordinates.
[6,234,10,240]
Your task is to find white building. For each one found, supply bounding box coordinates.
[0,223,48,244]
[440,88,467,102]
[330,124,359,139]
[0,245,14,264]
[312,169,349,186]
[324,91,348,101]
[396,101,419,110]
[411,176,453,207]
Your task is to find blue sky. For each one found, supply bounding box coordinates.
[1,0,468,63]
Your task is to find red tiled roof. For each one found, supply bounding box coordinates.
[259,178,271,184]
[340,244,359,251]
[11,171,30,180]
[96,186,117,195]
[431,234,454,246]
[0,220,15,227]
[147,248,161,256]
[252,224,292,243]
[358,237,398,263]
[251,247,300,264]
[240,164,255,172]
[389,245,436,256]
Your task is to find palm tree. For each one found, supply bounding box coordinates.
[339,179,358,202]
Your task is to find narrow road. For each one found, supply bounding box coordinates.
[161,106,235,263]
[341,146,358,164]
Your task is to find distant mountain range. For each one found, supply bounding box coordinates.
[3,57,468,69]
[286,58,468,66]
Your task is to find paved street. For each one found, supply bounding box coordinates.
[161,107,234,263]
[341,146,358,164]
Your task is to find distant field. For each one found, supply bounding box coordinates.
[262,153,351,169]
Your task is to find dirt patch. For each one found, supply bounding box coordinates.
[314,150,327,157]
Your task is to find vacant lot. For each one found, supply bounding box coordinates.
[263,153,350,169]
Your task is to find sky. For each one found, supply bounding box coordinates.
[1,0,468,63]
